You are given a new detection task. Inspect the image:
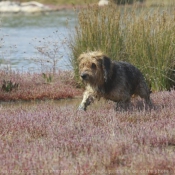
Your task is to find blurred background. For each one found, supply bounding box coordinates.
[0,0,175,73]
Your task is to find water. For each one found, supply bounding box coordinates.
[0,11,77,72]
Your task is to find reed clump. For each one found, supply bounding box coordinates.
[146,0,175,7]
[69,4,175,91]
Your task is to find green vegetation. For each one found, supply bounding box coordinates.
[146,0,175,6]
[69,4,175,91]
[42,73,53,84]
[1,80,19,92]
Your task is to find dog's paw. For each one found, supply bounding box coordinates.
[77,104,86,111]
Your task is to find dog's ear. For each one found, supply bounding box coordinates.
[77,53,86,63]
[78,54,84,63]
[102,56,111,83]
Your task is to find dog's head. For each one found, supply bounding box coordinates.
[78,51,112,86]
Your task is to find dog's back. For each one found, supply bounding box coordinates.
[115,61,146,94]
[104,61,151,105]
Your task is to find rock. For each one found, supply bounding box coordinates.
[0,1,20,13]
[0,5,20,13]
[98,0,109,6]
[21,1,45,8]
[20,6,44,13]
[0,1,51,13]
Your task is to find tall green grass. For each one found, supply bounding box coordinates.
[146,0,175,6]
[69,4,175,91]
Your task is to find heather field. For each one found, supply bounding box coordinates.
[0,90,175,174]
[1,1,175,174]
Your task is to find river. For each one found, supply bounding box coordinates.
[0,11,77,72]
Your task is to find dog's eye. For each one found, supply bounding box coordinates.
[91,63,96,69]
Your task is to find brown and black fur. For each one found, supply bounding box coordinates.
[78,51,152,111]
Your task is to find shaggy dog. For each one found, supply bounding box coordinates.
[78,51,152,111]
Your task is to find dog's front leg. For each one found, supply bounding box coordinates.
[78,90,95,111]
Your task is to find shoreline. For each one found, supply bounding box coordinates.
[47,4,94,11]
[0,1,96,14]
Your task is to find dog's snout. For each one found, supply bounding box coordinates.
[81,73,88,80]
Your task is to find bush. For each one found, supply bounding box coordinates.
[110,0,145,5]
[69,4,175,91]
[113,0,134,4]
[146,0,175,7]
